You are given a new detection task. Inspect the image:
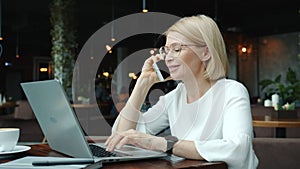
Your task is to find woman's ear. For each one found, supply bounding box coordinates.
[201,46,211,61]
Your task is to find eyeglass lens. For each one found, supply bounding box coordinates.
[159,43,181,59]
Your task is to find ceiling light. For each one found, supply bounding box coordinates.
[241,47,247,53]
[111,0,116,41]
[106,45,112,51]
[40,68,48,72]
[106,45,113,53]
[103,72,109,77]
[142,0,148,13]
[150,49,155,55]
[4,62,12,67]
[0,0,2,41]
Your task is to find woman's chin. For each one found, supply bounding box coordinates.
[170,73,181,81]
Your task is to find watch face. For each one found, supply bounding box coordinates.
[165,135,178,142]
[165,136,178,153]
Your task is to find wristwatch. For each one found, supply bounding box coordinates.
[164,135,178,154]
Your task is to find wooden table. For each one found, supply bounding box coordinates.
[252,116,300,138]
[0,144,227,169]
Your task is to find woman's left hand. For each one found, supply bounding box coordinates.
[104,129,167,152]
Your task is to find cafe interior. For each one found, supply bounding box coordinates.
[0,0,300,168]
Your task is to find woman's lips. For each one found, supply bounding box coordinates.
[168,65,180,73]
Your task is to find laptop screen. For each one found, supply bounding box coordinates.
[21,80,94,158]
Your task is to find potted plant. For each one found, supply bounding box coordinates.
[49,0,77,100]
[259,67,300,109]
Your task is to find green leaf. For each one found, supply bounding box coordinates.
[286,67,298,84]
[259,79,274,91]
[274,75,282,83]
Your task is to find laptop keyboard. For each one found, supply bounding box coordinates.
[89,144,122,157]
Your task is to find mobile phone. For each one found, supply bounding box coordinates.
[152,62,164,81]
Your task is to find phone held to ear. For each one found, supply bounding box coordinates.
[152,62,164,81]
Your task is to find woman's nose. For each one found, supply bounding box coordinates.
[164,52,174,61]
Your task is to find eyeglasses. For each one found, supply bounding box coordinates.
[159,43,206,60]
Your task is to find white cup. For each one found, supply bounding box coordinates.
[0,128,20,152]
[264,99,272,107]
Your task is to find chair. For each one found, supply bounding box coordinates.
[253,138,300,169]
[13,100,35,120]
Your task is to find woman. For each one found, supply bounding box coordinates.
[105,15,258,169]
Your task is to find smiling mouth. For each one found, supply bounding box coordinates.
[168,65,180,73]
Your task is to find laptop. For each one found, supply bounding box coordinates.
[20,80,167,163]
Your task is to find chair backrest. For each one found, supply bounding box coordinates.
[14,100,35,120]
[253,138,300,169]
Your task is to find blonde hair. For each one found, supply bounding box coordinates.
[164,15,229,80]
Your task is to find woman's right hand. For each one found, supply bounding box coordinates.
[105,129,167,152]
[138,54,171,87]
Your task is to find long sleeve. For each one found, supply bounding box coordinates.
[112,97,169,135]
[195,134,257,169]
[194,80,258,169]
[112,86,179,135]
[111,79,259,169]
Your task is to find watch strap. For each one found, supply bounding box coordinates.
[164,135,178,154]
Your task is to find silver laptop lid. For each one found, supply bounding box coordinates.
[21,80,167,163]
[21,80,93,158]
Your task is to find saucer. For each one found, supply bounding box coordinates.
[0,145,31,155]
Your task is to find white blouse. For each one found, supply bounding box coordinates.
[113,78,258,169]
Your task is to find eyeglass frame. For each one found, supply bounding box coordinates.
[159,43,206,60]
